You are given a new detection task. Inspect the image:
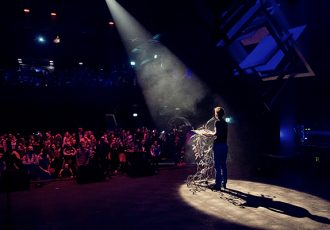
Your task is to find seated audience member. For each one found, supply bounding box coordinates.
[76,144,91,167]
[2,150,29,191]
[38,149,51,180]
[150,140,161,168]
[21,145,39,180]
[59,163,73,178]
[95,137,111,177]
[49,148,62,178]
[63,142,77,175]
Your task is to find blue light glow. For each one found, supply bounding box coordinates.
[225,117,234,123]
[37,36,46,43]
[239,26,306,73]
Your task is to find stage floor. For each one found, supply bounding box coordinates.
[1,164,329,230]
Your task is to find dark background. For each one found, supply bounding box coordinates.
[0,1,329,169]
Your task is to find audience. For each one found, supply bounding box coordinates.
[0,66,137,89]
[0,126,187,186]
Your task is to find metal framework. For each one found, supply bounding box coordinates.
[186,127,215,194]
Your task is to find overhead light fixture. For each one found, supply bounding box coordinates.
[37,36,46,43]
[53,35,61,44]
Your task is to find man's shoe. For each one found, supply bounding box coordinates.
[210,184,221,191]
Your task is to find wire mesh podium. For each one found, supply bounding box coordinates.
[186,128,216,193]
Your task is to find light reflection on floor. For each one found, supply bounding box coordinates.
[179,179,330,229]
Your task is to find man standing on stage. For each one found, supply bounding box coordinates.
[205,106,228,190]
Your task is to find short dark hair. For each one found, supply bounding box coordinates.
[214,106,225,118]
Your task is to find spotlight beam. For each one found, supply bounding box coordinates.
[105,0,208,126]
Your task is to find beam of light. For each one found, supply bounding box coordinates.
[179,179,330,229]
[105,0,208,126]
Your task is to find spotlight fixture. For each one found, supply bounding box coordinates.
[225,117,233,123]
[37,36,46,43]
[53,35,61,44]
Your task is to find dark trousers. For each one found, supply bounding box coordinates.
[213,143,228,186]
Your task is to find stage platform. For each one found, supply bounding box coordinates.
[0,164,329,230]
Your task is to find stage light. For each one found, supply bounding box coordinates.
[130,61,136,66]
[37,36,46,43]
[109,21,115,25]
[154,54,158,59]
[34,68,42,73]
[23,9,30,13]
[17,58,22,64]
[50,12,57,16]
[49,60,54,66]
[133,113,138,117]
[53,35,60,44]
[225,117,233,123]
[78,62,83,66]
